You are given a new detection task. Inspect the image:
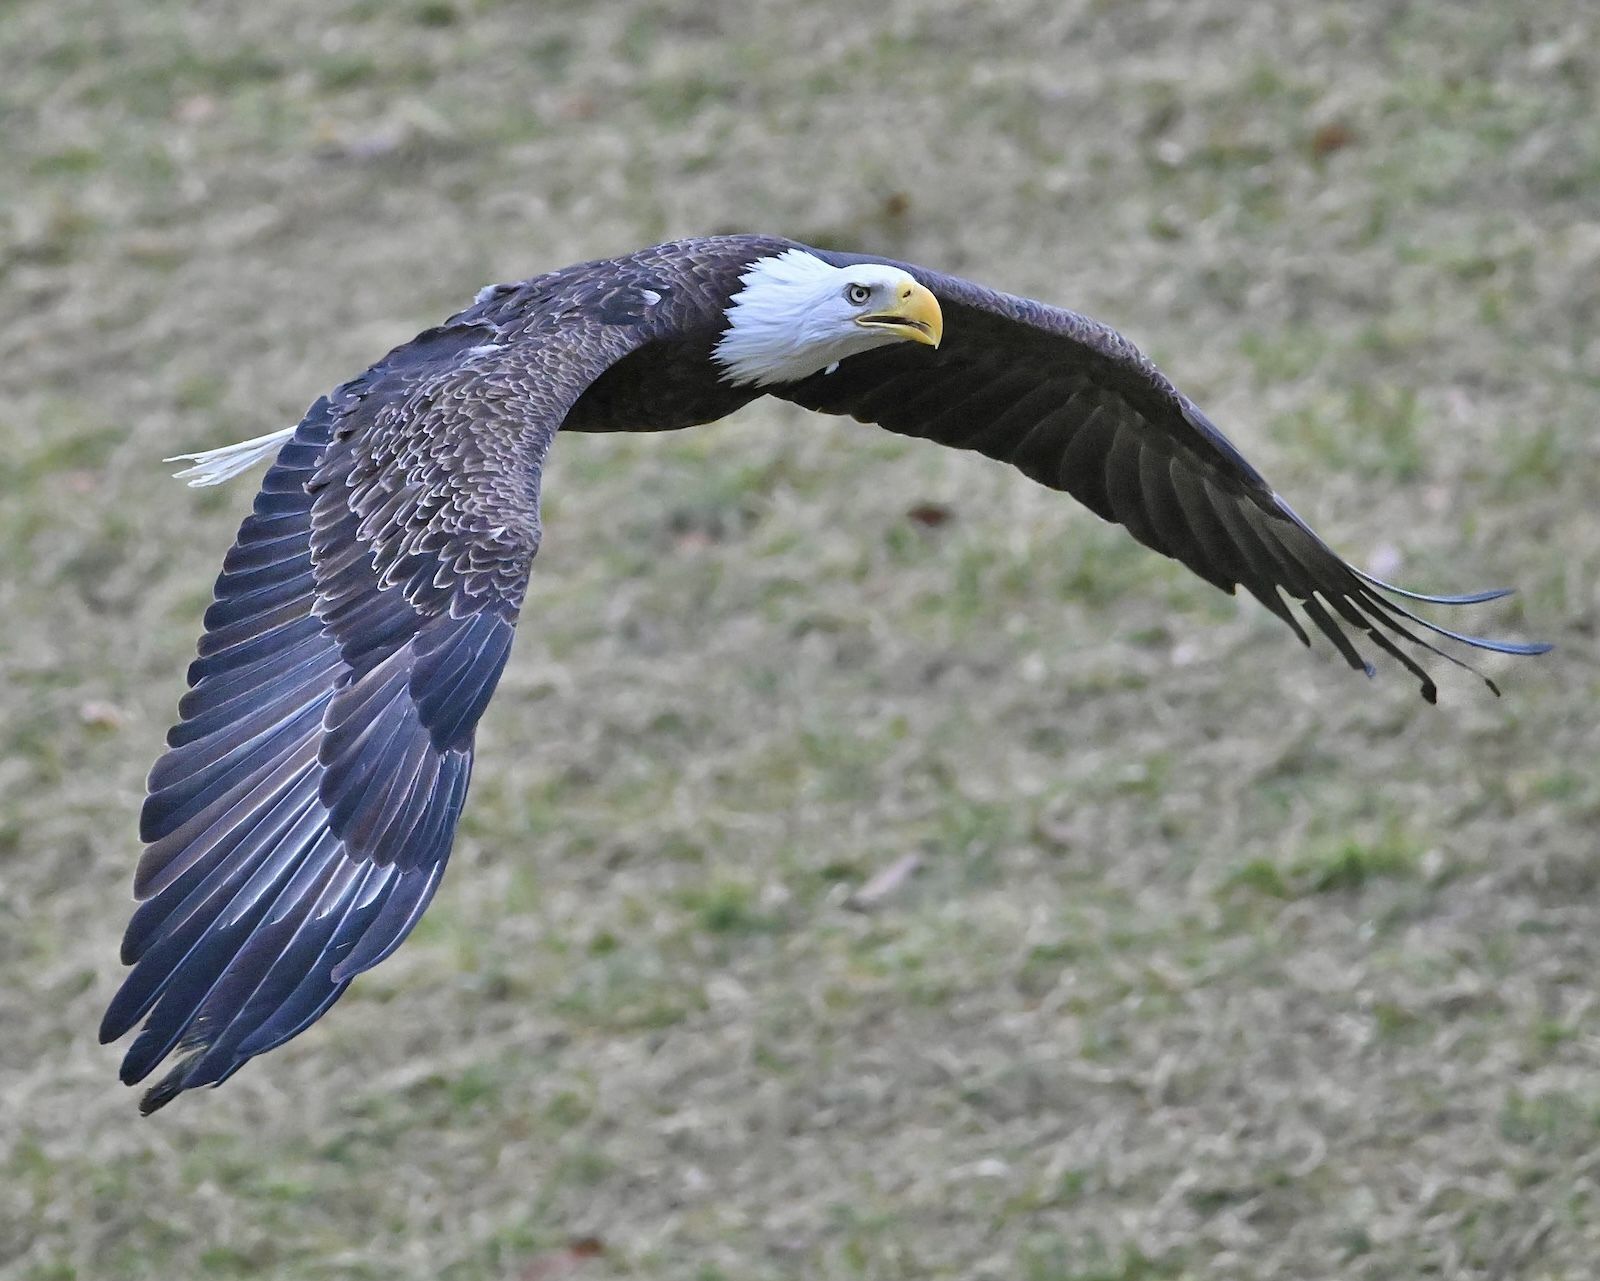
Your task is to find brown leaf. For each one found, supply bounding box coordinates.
[519,1237,606,1281]
[1309,122,1355,158]
[906,501,952,528]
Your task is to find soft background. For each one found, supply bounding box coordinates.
[2,2,1596,1278]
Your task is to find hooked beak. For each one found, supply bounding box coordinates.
[856,280,943,348]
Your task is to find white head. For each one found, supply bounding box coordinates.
[712,249,943,387]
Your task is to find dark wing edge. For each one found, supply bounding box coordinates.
[786,254,1550,703]
[102,317,642,1113]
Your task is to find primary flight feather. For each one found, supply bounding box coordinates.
[105,234,1548,1112]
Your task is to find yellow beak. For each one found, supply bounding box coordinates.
[856,280,943,348]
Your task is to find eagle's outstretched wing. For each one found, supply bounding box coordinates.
[101,316,645,1113]
[783,251,1547,702]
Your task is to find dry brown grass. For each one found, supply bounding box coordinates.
[2,2,1597,1277]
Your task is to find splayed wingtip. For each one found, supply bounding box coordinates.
[1353,570,1517,607]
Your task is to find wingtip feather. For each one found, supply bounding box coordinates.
[1354,570,1516,606]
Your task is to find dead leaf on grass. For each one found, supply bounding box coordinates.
[519,1237,605,1281]
[906,501,953,528]
[1310,121,1355,158]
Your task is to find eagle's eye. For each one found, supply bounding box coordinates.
[845,283,872,305]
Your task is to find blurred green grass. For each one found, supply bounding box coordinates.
[2,1,1597,1278]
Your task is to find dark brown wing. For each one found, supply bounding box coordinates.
[784,252,1547,701]
[102,315,647,1112]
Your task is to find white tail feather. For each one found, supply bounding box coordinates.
[166,426,297,487]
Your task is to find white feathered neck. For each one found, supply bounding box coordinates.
[712,249,918,388]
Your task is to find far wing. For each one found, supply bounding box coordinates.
[781,252,1547,701]
[102,317,644,1112]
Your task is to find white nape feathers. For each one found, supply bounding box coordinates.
[712,249,925,387]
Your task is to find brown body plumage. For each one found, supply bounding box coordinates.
[103,234,1545,1111]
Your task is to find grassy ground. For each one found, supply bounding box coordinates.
[2,1,1597,1277]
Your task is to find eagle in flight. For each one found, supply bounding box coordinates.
[101,235,1548,1112]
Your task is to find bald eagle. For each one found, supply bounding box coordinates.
[103,234,1546,1112]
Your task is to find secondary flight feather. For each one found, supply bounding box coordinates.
[105,234,1548,1112]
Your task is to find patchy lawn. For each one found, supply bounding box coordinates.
[2,1,1596,1277]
